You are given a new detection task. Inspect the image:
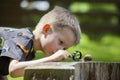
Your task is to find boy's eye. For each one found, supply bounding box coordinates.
[60,40,63,45]
[59,40,67,50]
[63,48,67,50]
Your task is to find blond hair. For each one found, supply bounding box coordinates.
[37,6,81,45]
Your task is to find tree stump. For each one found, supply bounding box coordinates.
[24,62,120,80]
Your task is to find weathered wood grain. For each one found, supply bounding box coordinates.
[24,62,120,80]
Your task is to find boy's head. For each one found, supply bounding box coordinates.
[34,6,81,56]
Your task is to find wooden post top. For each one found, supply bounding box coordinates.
[25,62,120,69]
[24,62,120,80]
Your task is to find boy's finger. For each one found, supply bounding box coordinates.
[64,53,72,59]
[68,54,72,58]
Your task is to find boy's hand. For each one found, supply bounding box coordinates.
[48,50,72,62]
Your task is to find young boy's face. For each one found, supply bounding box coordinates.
[40,25,75,56]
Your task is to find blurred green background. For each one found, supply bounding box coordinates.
[0,0,120,80]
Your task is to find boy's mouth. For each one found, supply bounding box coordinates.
[51,51,56,55]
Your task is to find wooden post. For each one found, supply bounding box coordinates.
[74,62,120,80]
[24,62,76,80]
[24,62,120,80]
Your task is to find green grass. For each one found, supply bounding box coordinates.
[7,75,23,80]
[8,33,120,80]
[67,33,120,62]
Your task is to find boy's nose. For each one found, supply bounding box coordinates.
[58,46,65,50]
[54,46,65,53]
[55,46,64,52]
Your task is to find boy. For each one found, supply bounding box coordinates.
[0,6,81,80]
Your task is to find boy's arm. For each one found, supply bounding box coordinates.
[9,56,52,77]
[9,50,71,77]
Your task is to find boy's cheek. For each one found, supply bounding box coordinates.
[43,47,54,56]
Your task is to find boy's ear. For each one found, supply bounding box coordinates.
[42,24,51,35]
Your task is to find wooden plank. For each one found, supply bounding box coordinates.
[24,62,120,80]
[24,62,76,80]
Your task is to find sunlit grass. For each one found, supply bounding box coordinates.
[70,2,117,13]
